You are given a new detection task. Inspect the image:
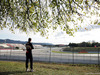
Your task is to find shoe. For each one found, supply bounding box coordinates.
[26,68,30,72]
[30,69,34,72]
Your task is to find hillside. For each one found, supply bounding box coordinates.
[0,39,53,46]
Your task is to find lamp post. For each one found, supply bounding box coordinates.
[5,39,6,44]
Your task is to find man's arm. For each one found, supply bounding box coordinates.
[31,43,34,49]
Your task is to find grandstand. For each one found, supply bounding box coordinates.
[0,44,12,50]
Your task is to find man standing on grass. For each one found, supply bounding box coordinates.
[25,38,34,72]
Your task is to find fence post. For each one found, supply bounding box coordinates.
[98,48,99,64]
[98,48,100,69]
[10,49,12,60]
[98,48,100,71]
[0,49,1,59]
[49,46,51,63]
[72,47,74,64]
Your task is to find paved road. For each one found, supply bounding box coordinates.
[0,47,100,64]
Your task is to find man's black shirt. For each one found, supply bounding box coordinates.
[26,42,34,53]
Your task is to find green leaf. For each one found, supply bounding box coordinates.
[98,22,100,25]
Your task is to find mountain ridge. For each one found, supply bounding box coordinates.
[0,39,54,46]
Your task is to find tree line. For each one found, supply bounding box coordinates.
[69,42,100,47]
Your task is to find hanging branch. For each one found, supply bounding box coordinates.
[25,0,34,29]
[56,0,63,23]
[56,0,60,17]
[8,0,15,28]
[68,0,73,13]
[5,0,11,27]
[46,0,47,7]
[72,0,83,10]
[60,1,70,18]
[95,0,100,4]
[38,0,42,18]
[30,0,42,29]
[0,0,100,35]
[25,0,29,19]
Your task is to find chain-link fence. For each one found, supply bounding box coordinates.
[0,47,100,65]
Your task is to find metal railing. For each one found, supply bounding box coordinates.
[0,47,100,65]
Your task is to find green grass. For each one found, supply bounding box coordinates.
[52,51,70,54]
[63,47,100,51]
[52,51,98,54]
[0,61,100,75]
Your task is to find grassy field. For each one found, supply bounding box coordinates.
[63,47,100,51]
[0,61,100,75]
[52,50,98,54]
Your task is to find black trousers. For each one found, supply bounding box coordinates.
[26,52,33,69]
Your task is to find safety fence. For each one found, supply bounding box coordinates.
[0,47,100,65]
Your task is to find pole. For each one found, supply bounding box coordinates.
[5,39,6,44]
[73,47,74,64]
[98,48,99,64]
[98,48,100,71]
[49,46,51,63]
[10,46,12,60]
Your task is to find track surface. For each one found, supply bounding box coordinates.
[0,47,100,64]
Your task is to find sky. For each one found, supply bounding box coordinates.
[0,1,100,45]
[0,25,100,45]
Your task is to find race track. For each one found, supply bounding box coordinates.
[0,47,100,64]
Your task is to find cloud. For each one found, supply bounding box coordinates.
[77,25,100,32]
[54,31,64,37]
[74,28,100,42]
[0,27,100,44]
[52,28,100,44]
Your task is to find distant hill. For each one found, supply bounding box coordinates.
[0,39,54,46]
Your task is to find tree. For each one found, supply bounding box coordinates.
[69,43,78,47]
[0,0,100,36]
[15,47,19,49]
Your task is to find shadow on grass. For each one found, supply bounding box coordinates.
[0,71,28,75]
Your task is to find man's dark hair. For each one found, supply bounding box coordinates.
[28,38,31,42]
